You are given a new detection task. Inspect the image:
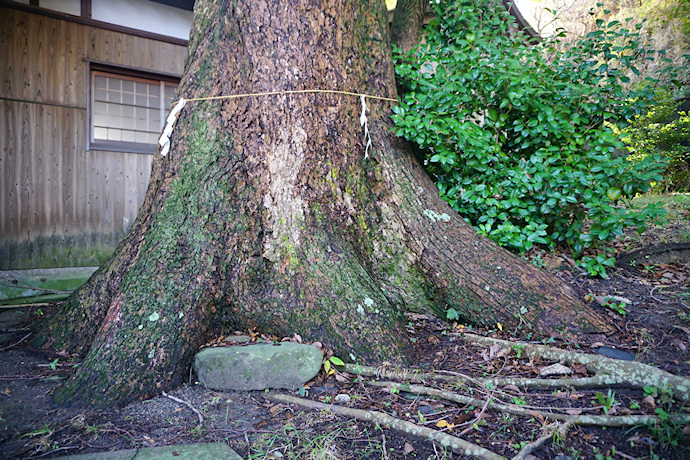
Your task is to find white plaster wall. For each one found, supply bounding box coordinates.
[92,0,193,40]
[40,0,80,16]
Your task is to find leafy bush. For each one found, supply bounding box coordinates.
[617,91,690,192]
[392,0,677,276]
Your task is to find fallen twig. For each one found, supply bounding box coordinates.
[513,421,573,460]
[0,332,32,351]
[161,391,203,425]
[265,392,506,460]
[458,389,495,436]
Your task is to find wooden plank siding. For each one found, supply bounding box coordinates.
[0,6,187,268]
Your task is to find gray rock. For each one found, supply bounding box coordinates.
[193,343,323,391]
[334,394,351,404]
[595,346,635,361]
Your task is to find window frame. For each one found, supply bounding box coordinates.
[87,63,180,155]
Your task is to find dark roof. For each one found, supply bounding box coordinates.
[151,0,194,12]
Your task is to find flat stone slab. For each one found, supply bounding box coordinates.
[53,442,241,459]
[0,267,97,304]
[193,342,322,391]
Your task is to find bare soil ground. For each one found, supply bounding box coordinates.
[1,198,688,460]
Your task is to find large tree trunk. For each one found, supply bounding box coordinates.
[391,0,425,53]
[33,0,611,408]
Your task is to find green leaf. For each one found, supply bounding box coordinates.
[329,356,345,366]
[606,187,621,201]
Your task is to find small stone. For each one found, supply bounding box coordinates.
[334,394,351,404]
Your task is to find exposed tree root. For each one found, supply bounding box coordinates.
[342,363,471,383]
[458,333,690,403]
[342,333,690,404]
[368,381,690,427]
[331,334,690,456]
[265,392,506,460]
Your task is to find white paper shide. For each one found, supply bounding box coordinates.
[158,98,187,157]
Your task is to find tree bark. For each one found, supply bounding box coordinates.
[391,0,425,53]
[33,0,612,408]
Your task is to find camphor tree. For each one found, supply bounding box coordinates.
[33,0,612,408]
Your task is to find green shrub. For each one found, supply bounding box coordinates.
[392,0,679,276]
[617,91,690,192]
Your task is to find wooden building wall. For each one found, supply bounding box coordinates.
[0,5,187,268]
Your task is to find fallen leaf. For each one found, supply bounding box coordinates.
[565,409,583,415]
[404,442,415,454]
[672,339,687,352]
[571,363,588,376]
[495,347,510,358]
[1,387,11,395]
[543,256,563,270]
[607,295,632,304]
[644,395,656,407]
[489,343,501,358]
[436,419,454,429]
[528,410,545,422]
[497,322,503,331]
[270,405,282,415]
[539,363,573,377]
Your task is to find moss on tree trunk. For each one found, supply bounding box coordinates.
[33,0,612,408]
